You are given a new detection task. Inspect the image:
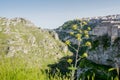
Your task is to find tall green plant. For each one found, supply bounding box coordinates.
[65,20,92,80]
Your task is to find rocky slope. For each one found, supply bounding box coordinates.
[0,17,71,68]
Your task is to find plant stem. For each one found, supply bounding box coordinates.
[72,41,80,80]
[71,70,75,80]
[75,41,80,69]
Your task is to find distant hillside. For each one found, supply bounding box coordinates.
[0,17,71,68]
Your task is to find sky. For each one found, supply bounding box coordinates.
[0,0,120,29]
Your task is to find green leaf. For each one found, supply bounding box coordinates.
[68,67,77,70]
[114,76,119,80]
[108,68,115,72]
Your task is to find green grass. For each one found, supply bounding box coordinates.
[0,57,70,80]
[0,18,72,80]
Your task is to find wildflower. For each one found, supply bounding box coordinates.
[85,41,91,47]
[65,40,71,45]
[77,37,82,41]
[75,34,82,38]
[82,52,88,58]
[69,32,74,35]
[72,25,77,30]
[87,27,91,30]
[85,34,89,38]
[75,34,82,40]
[67,59,73,64]
[79,30,82,33]
[82,21,87,25]
[84,30,88,35]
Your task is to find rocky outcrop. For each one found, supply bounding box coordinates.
[88,46,120,67]
[0,17,72,67]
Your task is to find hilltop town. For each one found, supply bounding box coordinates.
[88,14,120,41]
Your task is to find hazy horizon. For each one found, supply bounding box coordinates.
[0,0,120,29]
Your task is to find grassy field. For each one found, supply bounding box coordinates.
[0,57,70,80]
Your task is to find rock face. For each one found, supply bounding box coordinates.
[88,46,120,67]
[90,23,120,43]
[55,14,120,67]
[0,17,71,68]
[47,29,59,40]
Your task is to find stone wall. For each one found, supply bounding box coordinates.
[93,26,108,36]
[92,25,120,42]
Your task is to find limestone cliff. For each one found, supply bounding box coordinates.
[0,17,71,68]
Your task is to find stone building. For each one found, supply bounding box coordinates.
[91,23,120,42]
